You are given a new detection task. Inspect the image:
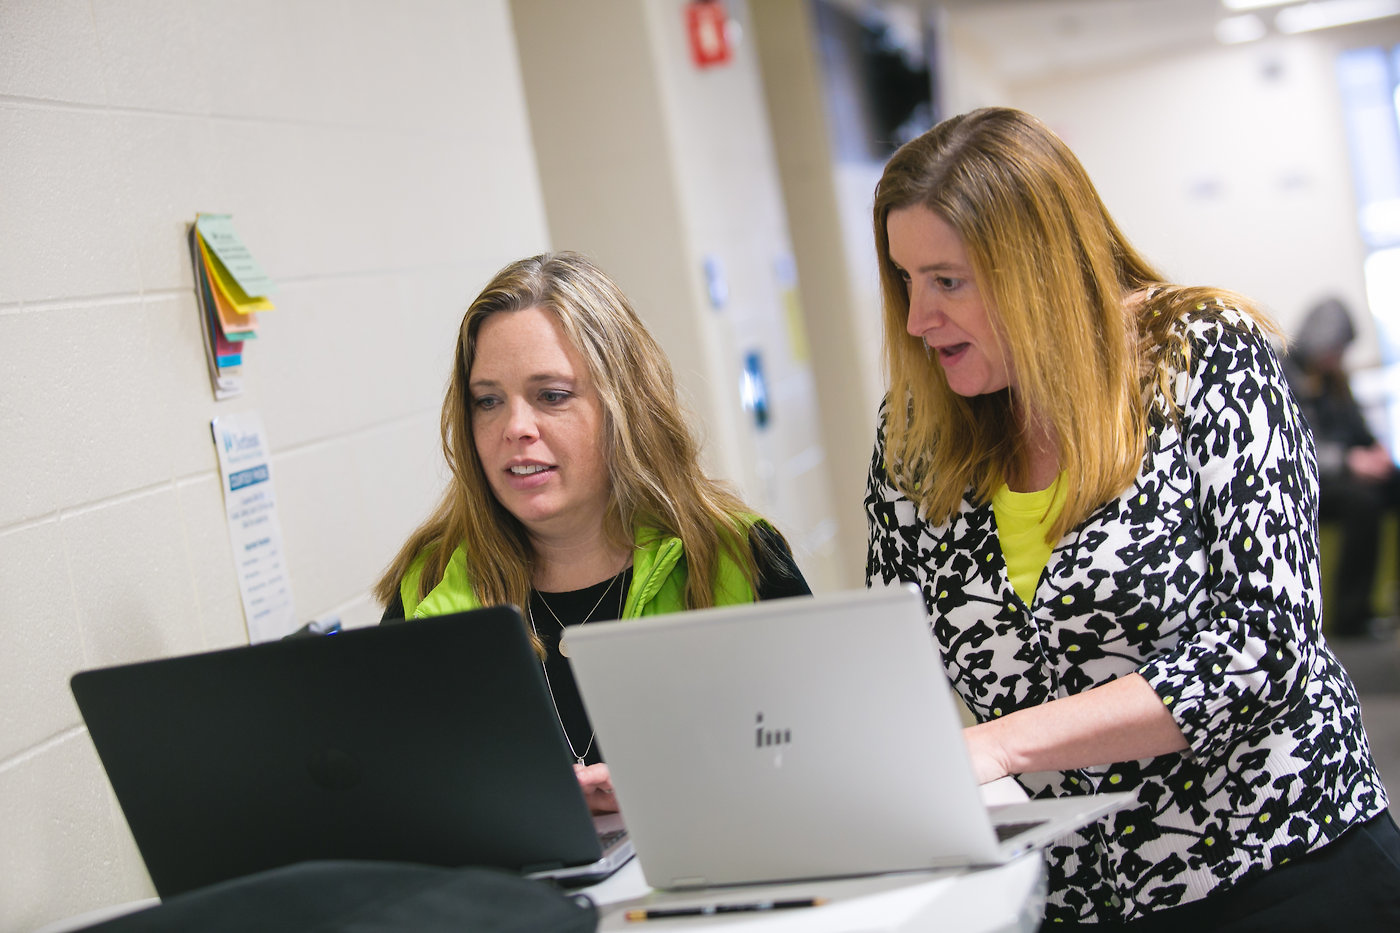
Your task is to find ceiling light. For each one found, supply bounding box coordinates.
[1222,0,1295,10]
[1276,0,1400,32]
[1216,13,1269,41]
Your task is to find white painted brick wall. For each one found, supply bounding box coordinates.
[0,1,549,927]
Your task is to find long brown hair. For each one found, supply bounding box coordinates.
[873,107,1274,539]
[374,251,765,613]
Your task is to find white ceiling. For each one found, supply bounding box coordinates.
[933,0,1397,83]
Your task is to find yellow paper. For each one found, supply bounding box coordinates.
[199,235,275,315]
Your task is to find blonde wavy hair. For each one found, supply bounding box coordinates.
[873,107,1275,539]
[374,251,765,615]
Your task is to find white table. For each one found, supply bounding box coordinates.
[583,854,1046,932]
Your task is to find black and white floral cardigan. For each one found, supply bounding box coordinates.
[865,308,1388,924]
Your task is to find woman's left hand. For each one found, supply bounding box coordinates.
[575,762,619,814]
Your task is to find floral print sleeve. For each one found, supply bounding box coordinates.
[1136,315,1319,762]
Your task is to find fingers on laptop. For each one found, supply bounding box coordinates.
[574,763,619,813]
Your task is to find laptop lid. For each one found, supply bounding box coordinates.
[70,607,631,898]
[565,585,1132,889]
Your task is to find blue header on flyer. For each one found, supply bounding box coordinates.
[229,464,269,492]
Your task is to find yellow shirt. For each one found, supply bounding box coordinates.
[991,472,1068,606]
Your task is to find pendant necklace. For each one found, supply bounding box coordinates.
[535,569,626,658]
[527,570,628,765]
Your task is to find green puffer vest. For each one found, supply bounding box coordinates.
[398,523,756,620]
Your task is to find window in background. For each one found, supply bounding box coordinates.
[1339,46,1400,357]
[1338,45,1400,449]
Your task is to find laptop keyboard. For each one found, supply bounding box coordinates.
[598,828,628,851]
[994,819,1048,843]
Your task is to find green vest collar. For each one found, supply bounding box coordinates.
[401,521,754,619]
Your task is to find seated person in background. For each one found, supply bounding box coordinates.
[1282,296,1400,638]
[375,251,811,813]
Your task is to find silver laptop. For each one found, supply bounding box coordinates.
[566,585,1133,889]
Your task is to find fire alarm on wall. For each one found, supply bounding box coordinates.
[686,0,732,69]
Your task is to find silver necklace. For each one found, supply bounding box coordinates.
[527,602,597,765]
[526,571,627,765]
[534,570,625,658]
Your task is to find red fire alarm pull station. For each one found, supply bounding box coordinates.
[686,0,732,69]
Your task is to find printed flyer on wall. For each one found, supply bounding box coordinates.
[211,412,297,643]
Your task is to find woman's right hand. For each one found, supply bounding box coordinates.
[575,762,619,814]
[963,722,1013,785]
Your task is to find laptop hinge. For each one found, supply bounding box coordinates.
[521,861,565,875]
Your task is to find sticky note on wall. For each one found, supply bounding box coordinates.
[197,235,272,319]
[195,213,275,298]
[189,213,276,401]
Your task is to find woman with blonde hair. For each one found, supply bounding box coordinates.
[865,107,1398,929]
[377,251,809,812]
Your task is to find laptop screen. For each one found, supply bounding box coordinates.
[72,608,610,896]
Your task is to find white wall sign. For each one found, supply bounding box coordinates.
[211,412,297,643]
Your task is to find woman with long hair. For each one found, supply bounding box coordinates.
[378,251,809,812]
[865,107,1399,930]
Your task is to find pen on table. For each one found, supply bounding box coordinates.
[625,897,828,921]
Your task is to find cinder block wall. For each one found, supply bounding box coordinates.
[0,2,549,927]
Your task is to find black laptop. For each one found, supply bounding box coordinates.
[70,607,633,898]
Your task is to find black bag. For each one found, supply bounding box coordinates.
[79,860,598,933]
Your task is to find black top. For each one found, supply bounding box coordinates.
[380,524,812,765]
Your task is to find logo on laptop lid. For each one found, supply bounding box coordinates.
[755,712,791,748]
